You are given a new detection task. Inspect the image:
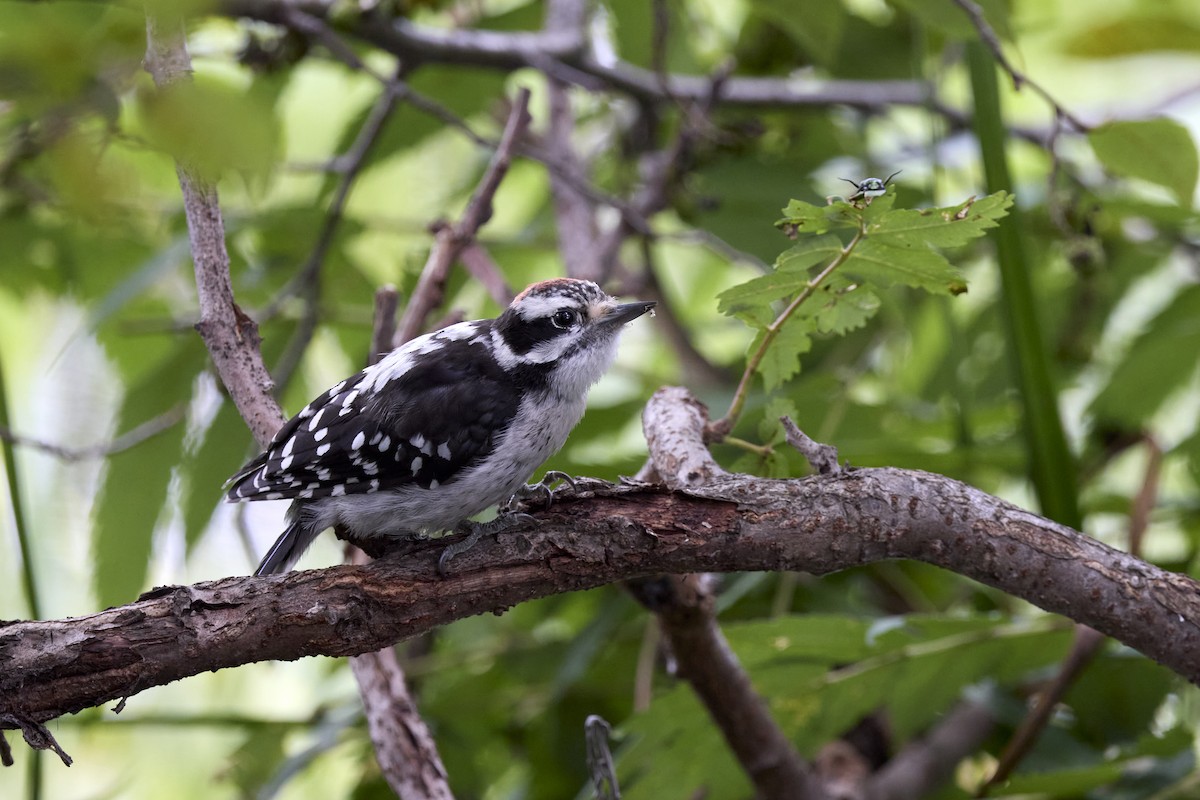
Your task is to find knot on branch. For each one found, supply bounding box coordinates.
[642,386,728,489]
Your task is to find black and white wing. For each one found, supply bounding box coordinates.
[226,321,519,502]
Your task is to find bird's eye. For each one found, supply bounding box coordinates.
[551,309,579,329]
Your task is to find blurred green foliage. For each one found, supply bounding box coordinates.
[2,0,1199,798]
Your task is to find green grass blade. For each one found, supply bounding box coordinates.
[0,351,40,619]
[966,42,1081,529]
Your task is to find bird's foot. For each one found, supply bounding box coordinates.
[501,471,612,514]
[437,512,538,576]
[502,470,577,512]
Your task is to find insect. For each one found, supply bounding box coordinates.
[840,170,902,204]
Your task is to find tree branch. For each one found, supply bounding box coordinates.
[628,574,819,799]
[0,406,185,462]
[5,463,1200,734]
[221,0,928,111]
[394,87,531,345]
[144,14,284,448]
[870,701,994,799]
[349,648,452,800]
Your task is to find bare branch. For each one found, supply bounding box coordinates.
[268,67,403,387]
[628,574,818,800]
[394,88,531,344]
[5,465,1200,734]
[458,243,514,306]
[0,407,185,462]
[349,648,453,800]
[980,435,1165,792]
[979,625,1104,795]
[869,702,994,799]
[369,285,400,366]
[951,0,1087,131]
[144,14,284,448]
[781,416,842,476]
[642,386,728,488]
[221,0,928,111]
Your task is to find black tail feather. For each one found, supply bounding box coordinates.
[254,519,320,576]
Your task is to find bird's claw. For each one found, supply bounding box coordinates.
[437,511,539,577]
[503,470,580,512]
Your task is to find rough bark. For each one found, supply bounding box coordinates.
[4,466,1199,730]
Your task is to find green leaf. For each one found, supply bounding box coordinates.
[777,234,845,272]
[716,272,806,325]
[753,0,845,66]
[180,398,253,553]
[716,235,842,323]
[1089,118,1199,207]
[1063,656,1175,746]
[814,283,880,335]
[1063,14,1200,58]
[998,762,1126,795]
[619,613,1070,790]
[1089,284,1200,425]
[889,0,1012,40]
[93,341,204,608]
[134,75,281,184]
[774,199,861,235]
[842,239,965,294]
[757,321,813,391]
[867,191,1014,247]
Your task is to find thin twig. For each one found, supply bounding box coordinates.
[349,648,454,800]
[269,68,403,388]
[223,0,928,108]
[627,574,818,800]
[394,88,531,344]
[458,243,514,306]
[0,407,185,462]
[369,286,400,366]
[951,0,1088,131]
[780,416,842,476]
[145,13,285,448]
[710,227,866,439]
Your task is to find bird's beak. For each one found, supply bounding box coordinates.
[603,300,656,327]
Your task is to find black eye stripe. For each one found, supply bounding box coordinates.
[499,316,571,355]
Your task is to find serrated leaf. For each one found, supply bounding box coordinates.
[1089,118,1199,207]
[867,191,1013,247]
[814,284,881,335]
[775,198,834,235]
[756,321,813,391]
[843,239,966,293]
[777,234,844,272]
[777,199,862,234]
[717,271,808,325]
[1089,284,1200,425]
[180,398,254,553]
[93,341,204,608]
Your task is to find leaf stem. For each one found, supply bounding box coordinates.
[721,435,774,457]
[710,226,866,438]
